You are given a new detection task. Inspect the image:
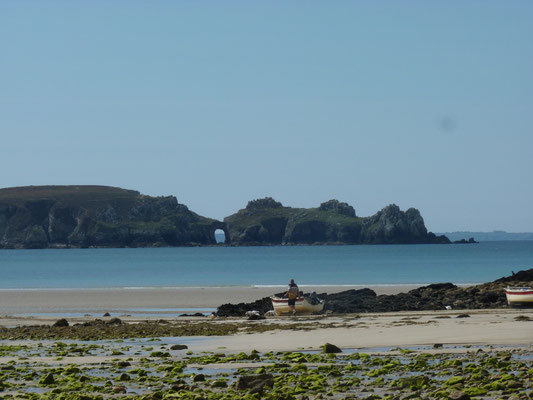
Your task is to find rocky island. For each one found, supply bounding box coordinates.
[224,198,449,245]
[0,186,449,249]
[0,185,225,249]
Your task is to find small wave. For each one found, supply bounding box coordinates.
[253,283,479,288]
[0,282,480,291]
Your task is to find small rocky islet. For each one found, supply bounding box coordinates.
[0,186,450,249]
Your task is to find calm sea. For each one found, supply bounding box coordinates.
[0,242,531,289]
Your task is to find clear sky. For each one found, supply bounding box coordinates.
[1,1,532,232]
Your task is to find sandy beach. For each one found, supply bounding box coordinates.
[0,283,529,352]
[1,281,530,353]
[197,309,533,353]
[0,290,531,398]
[1,308,531,351]
[0,284,434,314]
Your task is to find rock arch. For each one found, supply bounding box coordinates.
[210,221,230,244]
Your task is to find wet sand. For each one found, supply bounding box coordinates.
[0,284,435,314]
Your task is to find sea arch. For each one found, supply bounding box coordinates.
[211,222,230,244]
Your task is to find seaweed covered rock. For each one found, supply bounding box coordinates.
[235,373,274,392]
[322,343,342,353]
[449,391,470,400]
[53,318,69,327]
[39,373,55,385]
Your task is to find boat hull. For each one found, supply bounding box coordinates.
[271,296,324,316]
[504,287,533,307]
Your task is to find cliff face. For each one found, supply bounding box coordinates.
[224,198,449,245]
[0,186,226,249]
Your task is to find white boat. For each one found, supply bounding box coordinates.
[270,295,325,316]
[504,287,533,307]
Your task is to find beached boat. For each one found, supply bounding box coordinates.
[504,287,533,307]
[270,295,325,316]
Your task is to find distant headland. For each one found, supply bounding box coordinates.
[437,231,533,242]
[0,185,450,249]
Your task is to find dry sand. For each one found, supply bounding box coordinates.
[0,284,432,314]
[188,309,533,353]
[0,309,531,354]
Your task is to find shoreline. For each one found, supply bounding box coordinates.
[0,284,470,314]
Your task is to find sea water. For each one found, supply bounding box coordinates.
[0,241,531,289]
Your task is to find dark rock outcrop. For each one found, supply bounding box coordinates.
[216,269,533,315]
[322,272,531,312]
[494,269,533,283]
[322,288,378,313]
[453,237,478,244]
[0,186,228,249]
[53,318,69,327]
[170,344,188,350]
[217,296,274,317]
[225,198,449,245]
[323,343,342,353]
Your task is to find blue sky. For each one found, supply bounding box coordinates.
[1,1,532,232]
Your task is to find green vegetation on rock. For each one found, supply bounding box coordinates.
[0,186,450,248]
[224,197,450,245]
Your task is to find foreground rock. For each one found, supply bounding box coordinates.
[52,318,69,327]
[235,373,274,393]
[449,390,471,400]
[323,343,342,353]
[217,296,274,317]
[217,268,533,316]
